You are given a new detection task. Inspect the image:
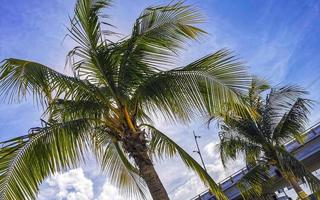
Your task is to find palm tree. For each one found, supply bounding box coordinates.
[0,0,250,199]
[217,79,320,199]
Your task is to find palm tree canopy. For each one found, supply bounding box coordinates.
[0,0,250,199]
[218,79,320,198]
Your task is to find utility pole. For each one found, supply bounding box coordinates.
[193,131,207,172]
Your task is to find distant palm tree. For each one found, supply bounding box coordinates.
[0,0,250,199]
[218,79,320,199]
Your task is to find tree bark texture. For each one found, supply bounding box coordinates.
[123,130,170,200]
[288,176,309,200]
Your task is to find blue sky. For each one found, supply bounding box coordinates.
[1,0,320,199]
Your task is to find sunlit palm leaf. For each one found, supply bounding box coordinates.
[117,1,207,100]
[247,78,270,112]
[133,49,250,123]
[0,119,93,200]
[67,0,120,98]
[0,59,111,106]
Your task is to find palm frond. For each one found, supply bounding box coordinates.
[133,49,250,123]
[116,1,206,100]
[184,49,249,116]
[69,0,111,49]
[0,59,58,104]
[46,99,108,123]
[0,59,111,107]
[262,86,308,135]
[0,119,93,200]
[218,134,261,168]
[219,114,266,146]
[272,98,313,144]
[67,0,121,100]
[144,124,228,200]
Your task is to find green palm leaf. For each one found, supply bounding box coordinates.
[0,59,111,106]
[263,86,308,134]
[67,0,120,100]
[273,98,313,143]
[117,1,206,100]
[218,134,262,168]
[0,119,93,200]
[47,99,107,122]
[133,49,249,123]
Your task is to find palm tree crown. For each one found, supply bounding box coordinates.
[218,79,320,199]
[0,0,250,199]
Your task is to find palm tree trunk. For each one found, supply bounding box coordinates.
[134,152,169,200]
[123,131,170,200]
[287,176,309,200]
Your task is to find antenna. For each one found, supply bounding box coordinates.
[193,131,207,172]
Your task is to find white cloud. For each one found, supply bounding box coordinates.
[97,182,124,200]
[38,168,127,200]
[38,168,94,200]
[204,141,217,158]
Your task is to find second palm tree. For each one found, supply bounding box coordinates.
[218,79,320,199]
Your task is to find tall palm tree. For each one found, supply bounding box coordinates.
[0,0,250,199]
[218,79,320,199]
